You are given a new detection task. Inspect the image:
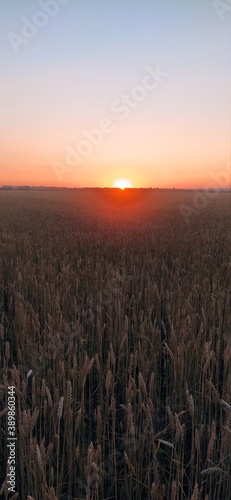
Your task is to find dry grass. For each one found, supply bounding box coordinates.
[0,189,230,499]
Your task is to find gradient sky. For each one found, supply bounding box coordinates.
[0,0,230,188]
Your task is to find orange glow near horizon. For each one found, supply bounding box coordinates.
[1,161,230,190]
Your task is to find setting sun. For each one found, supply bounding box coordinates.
[113,178,133,190]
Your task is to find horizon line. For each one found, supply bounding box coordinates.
[0,185,230,192]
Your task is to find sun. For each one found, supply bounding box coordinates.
[113,178,133,190]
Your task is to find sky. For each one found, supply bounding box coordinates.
[0,0,230,188]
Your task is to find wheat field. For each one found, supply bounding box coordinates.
[0,189,230,500]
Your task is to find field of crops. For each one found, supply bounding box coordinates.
[0,189,230,500]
